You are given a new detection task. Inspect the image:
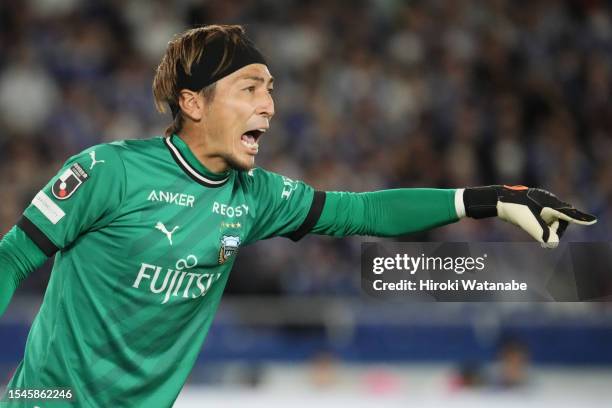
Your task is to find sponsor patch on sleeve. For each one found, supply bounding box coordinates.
[32,191,66,224]
[52,163,89,200]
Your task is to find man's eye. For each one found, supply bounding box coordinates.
[244,86,256,93]
[267,88,274,95]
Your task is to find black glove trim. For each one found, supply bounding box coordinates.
[464,186,498,219]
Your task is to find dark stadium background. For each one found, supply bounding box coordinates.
[1,0,611,406]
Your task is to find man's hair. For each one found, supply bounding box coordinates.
[152,24,248,137]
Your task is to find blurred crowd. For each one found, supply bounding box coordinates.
[0,0,610,296]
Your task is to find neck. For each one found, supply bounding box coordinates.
[177,128,229,174]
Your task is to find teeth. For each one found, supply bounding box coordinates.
[240,129,265,152]
[241,139,259,151]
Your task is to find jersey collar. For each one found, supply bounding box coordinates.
[164,134,231,188]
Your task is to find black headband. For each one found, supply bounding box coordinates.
[170,34,267,117]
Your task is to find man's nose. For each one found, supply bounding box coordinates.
[256,92,274,119]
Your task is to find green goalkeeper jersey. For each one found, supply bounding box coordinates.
[5,134,324,407]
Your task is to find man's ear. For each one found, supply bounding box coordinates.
[178,89,204,121]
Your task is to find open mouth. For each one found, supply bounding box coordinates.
[240,128,266,153]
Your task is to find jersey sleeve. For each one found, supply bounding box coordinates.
[18,144,126,256]
[244,168,326,245]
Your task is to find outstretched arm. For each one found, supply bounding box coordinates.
[0,226,48,317]
[240,169,596,245]
[311,186,596,246]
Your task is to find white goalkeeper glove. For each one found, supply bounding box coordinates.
[459,185,597,248]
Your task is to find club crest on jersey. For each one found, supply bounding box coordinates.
[218,235,240,264]
[52,163,89,200]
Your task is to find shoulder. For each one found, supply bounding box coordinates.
[74,137,169,172]
[63,142,120,168]
[236,167,306,199]
[60,138,166,182]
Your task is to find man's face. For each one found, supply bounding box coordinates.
[200,63,274,171]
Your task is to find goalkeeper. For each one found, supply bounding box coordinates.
[0,25,596,407]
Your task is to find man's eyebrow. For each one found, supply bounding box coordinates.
[238,75,275,85]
